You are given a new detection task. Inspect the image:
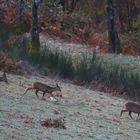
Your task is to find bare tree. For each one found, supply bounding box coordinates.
[107,0,121,53]
[17,0,25,34]
[18,0,25,21]
[58,0,79,13]
[30,0,42,58]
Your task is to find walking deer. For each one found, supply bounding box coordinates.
[23,82,61,100]
[120,102,140,121]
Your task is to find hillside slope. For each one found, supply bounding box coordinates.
[0,72,140,140]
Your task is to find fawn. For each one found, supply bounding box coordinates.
[120,102,140,121]
[0,72,8,83]
[23,82,61,100]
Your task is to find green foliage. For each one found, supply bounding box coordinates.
[75,54,90,81]
[125,72,140,97]
[0,23,28,60]
[57,52,74,78]
[75,52,102,82]
[99,63,140,97]
[28,37,41,64]
[16,20,25,35]
[0,24,14,48]
[45,49,60,71]
[41,49,74,78]
[6,43,27,60]
[132,20,140,30]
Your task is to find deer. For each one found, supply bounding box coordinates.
[23,82,61,100]
[120,102,140,121]
[0,72,8,84]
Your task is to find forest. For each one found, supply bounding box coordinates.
[0,0,140,139]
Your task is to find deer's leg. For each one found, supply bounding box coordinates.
[2,72,8,84]
[120,110,128,117]
[129,111,133,120]
[41,92,46,100]
[23,87,34,96]
[136,113,140,121]
[35,90,39,98]
[42,92,46,97]
[4,77,8,84]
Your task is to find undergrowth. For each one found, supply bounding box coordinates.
[1,41,140,99]
[2,45,140,99]
[0,23,140,99]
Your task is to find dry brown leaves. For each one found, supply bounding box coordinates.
[0,51,24,74]
[88,33,109,52]
[53,92,63,98]
[41,118,66,129]
[73,80,86,86]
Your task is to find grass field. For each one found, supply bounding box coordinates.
[0,72,140,140]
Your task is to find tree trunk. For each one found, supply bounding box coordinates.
[107,0,122,53]
[17,0,25,34]
[19,0,25,21]
[70,0,77,13]
[30,0,42,61]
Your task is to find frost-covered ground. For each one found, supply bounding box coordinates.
[0,72,140,140]
[40,33,95,56]
[0,33,140,140]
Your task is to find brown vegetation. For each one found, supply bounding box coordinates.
[0,51,24,74]
[41,118,66,129]
[1,1,140,56]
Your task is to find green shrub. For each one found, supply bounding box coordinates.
[40,49,74,78]
[57,52,74,78]
[75,52,102,82]
[132,20,140,30]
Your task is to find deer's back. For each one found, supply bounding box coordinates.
[34,82,50,92]
[125,102,140,113]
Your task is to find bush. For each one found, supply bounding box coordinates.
[41,49,74,78]
[75,52,102,82]
[57,52,74,78]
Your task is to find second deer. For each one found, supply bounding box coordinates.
[23,82,61,100]
[120,102,140,121]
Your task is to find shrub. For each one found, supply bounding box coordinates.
[75,52,102,82]
[41,49,74,78]
[57,52,74,78]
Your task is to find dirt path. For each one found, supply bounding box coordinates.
[0,73,140,140]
